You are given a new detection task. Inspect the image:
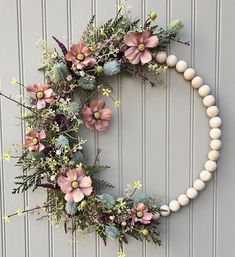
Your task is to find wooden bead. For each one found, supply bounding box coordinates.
[176,60,188,73]
[198,85,211,97]
[184,68,196,80]
[210,128,222,139]
[166,55,178,67]
[207,106,219,118]
[193,179,205,191]
[156,51,167,63]
[209,117,222,128]
[200,170,212,182]
[178,194,190,206]
[204,160,217,172]
[186,187,198,199]
[208,150,220,161]
[160,205,171,216]
[210,139,222,150]
[169,200,181,212]
[191,76,203,89]
[203,95,216,107]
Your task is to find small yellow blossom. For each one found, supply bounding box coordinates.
[3,215,10,223]
[22,112,29,119]
[118,251,126,257]
[118,200,126,210]
[115,100,121,108]
[41,207,47,212]
[11,77,17,85]
[117,5,124,11]
[133,181,142,189]
[26,126,33,133]
[4,152,11,161]
[149,11,157,21]
[102,88,111,96]
[51,137,56,145]
[16,209,23,216]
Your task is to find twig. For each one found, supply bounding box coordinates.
[0,92,37,114]
[170,37,190,46]
[93,148,102,166]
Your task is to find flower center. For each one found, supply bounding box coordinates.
[71,180,79,189]
[138,44,145,52]
[77,53,85,61]
[36,91,44,99]
[32,137,39,145]
[136,210,144,218]
[94,112,101,119]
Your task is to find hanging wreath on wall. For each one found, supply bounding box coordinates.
[1,4,222,257]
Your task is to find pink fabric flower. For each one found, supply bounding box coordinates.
[123,30,159,65]
[82,100,112,132]
[25,130,46,152]
[57,167,93,203]
[27,83,54,109]
[132,203,153,224]
[65,42,96,70]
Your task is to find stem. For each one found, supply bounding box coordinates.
[170,37,190,46]
[0,92,37,114]
[93,148,102,166]
[7,204,51,218]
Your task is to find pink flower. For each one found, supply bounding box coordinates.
[132,203,153,224]
[27,83,54,109]
[65,42,96,70]
[25,130,46,152]
[57,167,93,203]
[123,30,159,65]
[82,100,112,132]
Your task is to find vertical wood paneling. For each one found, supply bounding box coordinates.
[193,0,217,256]
[0,1,235,257]
[0,0,25,257]
[218,1,235,257]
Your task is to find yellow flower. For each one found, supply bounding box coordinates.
[3,215,10,223]
[133,181,142,189]
[11,77,17,85]
[117,5,124,11]
[26,126,33,133]
[118,251,126,257]
[102,88,111,96]
[51,137,56,145]
[4,152,11,161]
[118,200,126,210]
[16,209,23,216]
[22,112,29,119]
[41,207,47,212]
[115,100,121,108]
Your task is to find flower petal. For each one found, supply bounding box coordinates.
[124,33,139,46]
[79,176,92,188]
[144,35,159,48]
[80,186,93,196]
[66,170,78,181]
[39,130,46,140]
[65,191,75,203]
[100,108,112,121]
[140,50,152,64]
[95,120,109,131]
[38,143,45,152]
[36,100,46,109]
[72,188,85,202]
[58,176,72,193]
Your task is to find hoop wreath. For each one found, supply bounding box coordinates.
[1,7,222,257]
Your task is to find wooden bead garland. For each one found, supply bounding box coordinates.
[157,52,222,217]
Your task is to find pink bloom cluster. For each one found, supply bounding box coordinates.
[25,130,45,152]
[27,83,54,109]
[124,30,159,65]
[66,42,96,70]
[57,167,93,203]
[132,203,153,224]
[83,100,112,132]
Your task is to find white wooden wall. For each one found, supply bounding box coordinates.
[0,0,235,257]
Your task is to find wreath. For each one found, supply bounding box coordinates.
[1,5,222,257]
